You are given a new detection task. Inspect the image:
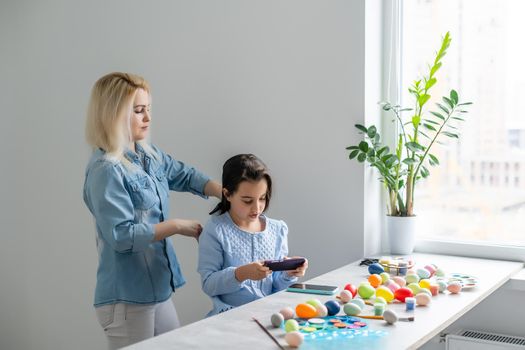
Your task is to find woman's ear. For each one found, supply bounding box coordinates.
[223,188,230,201]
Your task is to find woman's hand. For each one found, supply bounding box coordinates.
[235,262,271,282]
[286,256,309,277]
[173,219,203,240]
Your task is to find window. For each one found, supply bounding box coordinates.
[401,0,525,247]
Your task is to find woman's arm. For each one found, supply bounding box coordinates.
[204,180,222,199]
[153,219,203,241]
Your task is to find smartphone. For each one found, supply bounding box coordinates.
[264,257,306,271]
[286,283,339,295]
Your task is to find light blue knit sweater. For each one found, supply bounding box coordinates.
[197,212,297,316]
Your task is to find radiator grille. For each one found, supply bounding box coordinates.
[459,330,525,346]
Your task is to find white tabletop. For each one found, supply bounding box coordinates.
[125,253,523,350]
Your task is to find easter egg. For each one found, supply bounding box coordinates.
[315,304,328,317]
[375,286,394,303]
[358,283,375,299]
[380,272,390,284]
[406,282,422,295]
[374,296,387,305]
[447,282,462,294]
[368,262,385,275]
[280,307,295,320]
[344,283,358,297]
[424,264,437,277]
[349,298,366,309]
[284,319,300,333]
[339,290,353,303]
[437,280,448,293]
[270,313,284,328]
[392,276,406,287]
[324,300,341,316]
[418,288,432,297]
[383,309,398,324]
[417,268,431,279]
[343,303,361,316]
[435,268,446,277]
[419,279,431,290]
[285,331,304,348]
[394,287,414,302]
[368,274,382,288]
[405,273,420,284]
[296,303,317,319]
[386,280,400,293]
[306,299,323,309]
[415,293,431,306]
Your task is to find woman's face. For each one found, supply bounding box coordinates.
[131,88,151,142]
[226,179,268,226]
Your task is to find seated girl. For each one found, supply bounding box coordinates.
[198,154,308,316]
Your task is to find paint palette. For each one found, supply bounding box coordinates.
[447,273,478,289]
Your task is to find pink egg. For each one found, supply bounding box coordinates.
[392,276,406,287]
[280,307,295,320]
[424,264,437,277]
[339,290,353,303]
[387,280,401,293]
[415,293,431,306]
[285,331,304,348]
[447,282,462,294]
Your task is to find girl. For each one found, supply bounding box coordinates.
[198,154,308,316]
[83,72,222,349]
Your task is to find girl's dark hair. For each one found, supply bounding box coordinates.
[210,154,272,215]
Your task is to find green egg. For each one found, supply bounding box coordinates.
[343,303,362,316]
[405,274,420,284]
[358,284,375,299]
[284,319,300,333]
[306,299,323,309]
[380,272,390,284]
[407,282,421,294]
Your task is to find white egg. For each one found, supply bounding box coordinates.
[383,309,398,324]
[285,331,304,348]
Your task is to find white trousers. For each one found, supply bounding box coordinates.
[95,298,180,350]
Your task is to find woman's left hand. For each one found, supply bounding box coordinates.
[286,256,308,277]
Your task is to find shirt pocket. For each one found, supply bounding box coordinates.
[128,176,158,210]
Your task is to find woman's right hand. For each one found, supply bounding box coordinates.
[172,219,203,240]
[235,262,271,282]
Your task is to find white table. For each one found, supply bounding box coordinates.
[126,253,523,350]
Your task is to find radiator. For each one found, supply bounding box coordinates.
[446,329,525,350]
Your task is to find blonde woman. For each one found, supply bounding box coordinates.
[83,72,221,349]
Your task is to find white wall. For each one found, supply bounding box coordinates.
[0,1,371,349]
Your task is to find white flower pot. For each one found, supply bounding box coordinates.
[386,215,417,255]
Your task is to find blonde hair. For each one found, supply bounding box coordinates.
[85,72,158,168]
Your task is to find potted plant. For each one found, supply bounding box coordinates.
[346,32,472,254]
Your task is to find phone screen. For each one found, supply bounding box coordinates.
[288,283,337,291]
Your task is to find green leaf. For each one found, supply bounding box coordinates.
[359,141,369,152]
[419,131,431,140]
[429,153,440,165]
[421,166,430,178]
[385,155,398,167]
[374,134,380,144]
[442,131,459,138]
[443,96,455,109]
[377,146,390,156]
[345,145,359,150]
[355,124,367,133]
[430,111,445,120]
[349,149,359,159]
[367,125,377,138]
[367,148,375,157]
[430,62,442,77]
[412,115,421,127]
[423,119,440,125]
[450,90,459,104]
[451,116,465,121]
[357,153,367,162]
[423,123,437,131]
[406,142,426,153]
[425,78,437,90]
[418,94,431,107]
[402,158,417,166]
[436,103,450,115]
[457,102,473,106]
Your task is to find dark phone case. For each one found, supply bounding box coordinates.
[264,258,306,271]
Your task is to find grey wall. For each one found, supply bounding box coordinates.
[0,1,368,349]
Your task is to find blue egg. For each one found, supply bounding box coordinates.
[324,300,341,316]
[368,263,385,275]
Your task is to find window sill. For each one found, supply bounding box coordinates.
[415,239,525,263]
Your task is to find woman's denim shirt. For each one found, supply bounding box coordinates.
[83,143,210,307]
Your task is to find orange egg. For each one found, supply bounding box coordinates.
[368,274,382,288]
[295,303,318,319]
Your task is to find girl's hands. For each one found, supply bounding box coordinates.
[286,256,309,277]
[235,262,271,282]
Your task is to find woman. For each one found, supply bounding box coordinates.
[83,72,221,349]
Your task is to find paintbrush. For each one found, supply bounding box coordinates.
[358,315,415,321]
[252,317,285,350]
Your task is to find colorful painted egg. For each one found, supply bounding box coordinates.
[295,303,317,319]
[380,272,390,284]
[349,298,366,309]
[405,273,420,284]
[343,303,361,316]
[392,276,406,287]
[394,287,414,302]
[447,282,462,294]
[417,268,431,279]
[368,262,385,275]
[339,290,353,303]
[406,282,422,295]
[285,331,304,348]
[368,274,382,288]
[344,283,358,297]
[324,300,341,316]
[437,280,448,293]
[383,309,398,324]
[284,319,300,333]
[435,268,446,277]
[315,304,328,317]
[271,313,284,327]
[424,264,437,277]
[306,299,323,309]
[280,307,295,320]
[415,293,431,306]
[358,283,375,299]
[375,286,395,303]
[386,280,401,293]
[419,279,431,290]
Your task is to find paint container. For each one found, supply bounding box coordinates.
[374,303,385,316]
[429,284,439,296]
[398,261,408,276]
[405,297,416,311]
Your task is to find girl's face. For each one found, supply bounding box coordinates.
[130,88,151,142]
[225,179,268,226]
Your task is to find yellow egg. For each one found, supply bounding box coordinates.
[375,286,394,303]
[419,279,431,289]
